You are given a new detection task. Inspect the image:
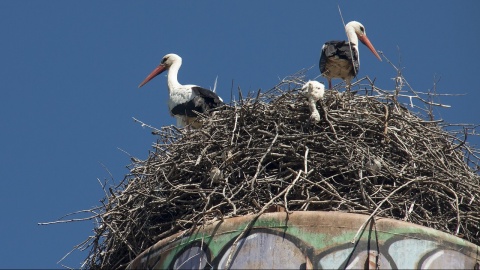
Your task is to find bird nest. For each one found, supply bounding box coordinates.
[74,70,479,269]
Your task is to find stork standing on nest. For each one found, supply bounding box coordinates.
[320,21,382,90]
[138,53,224,128]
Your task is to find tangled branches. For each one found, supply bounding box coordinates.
[74,71,479,269]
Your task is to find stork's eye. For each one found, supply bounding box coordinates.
[161,58,167,63]
[360,26,365,33]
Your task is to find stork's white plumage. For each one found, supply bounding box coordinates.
[302,80,325,123]
[320,21,381,90]
[138,53,223,128]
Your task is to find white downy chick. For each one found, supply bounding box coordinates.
[302,81,325,123]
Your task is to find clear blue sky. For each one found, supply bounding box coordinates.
[1,1,479,268]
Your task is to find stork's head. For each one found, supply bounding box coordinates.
[346,21,367,38]
[345,21,382,61]
[302,80,325,101]
[138,53,182,88]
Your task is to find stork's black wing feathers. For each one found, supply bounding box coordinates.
[320,40,359,76]
[170,87,223,117]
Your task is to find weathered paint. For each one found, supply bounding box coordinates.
[127,211,479,269]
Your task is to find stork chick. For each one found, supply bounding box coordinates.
[302,81,325,123]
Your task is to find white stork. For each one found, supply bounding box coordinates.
[138,53,224,128]
[320,21,381,90]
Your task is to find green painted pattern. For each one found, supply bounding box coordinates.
[134,213,478,269]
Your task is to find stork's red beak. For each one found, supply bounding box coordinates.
[358,35,382,61]
[138,64,167,88]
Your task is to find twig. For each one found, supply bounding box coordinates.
[351,178,419,243]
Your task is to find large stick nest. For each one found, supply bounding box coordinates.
[82,71,480,269]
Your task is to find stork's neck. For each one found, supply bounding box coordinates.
[345,26,359,48]
[345,25,360,64]
[167,61,182,91]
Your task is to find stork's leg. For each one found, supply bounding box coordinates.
[345,78,351,92]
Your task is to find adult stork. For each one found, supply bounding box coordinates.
[138,53,223,128]
[320,21,381,90]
